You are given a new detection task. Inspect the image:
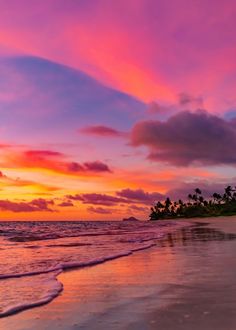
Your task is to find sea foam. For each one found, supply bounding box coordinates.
[0,220,188,317]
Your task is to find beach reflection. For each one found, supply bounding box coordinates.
[157,223,236,249]
[1,218,236,330]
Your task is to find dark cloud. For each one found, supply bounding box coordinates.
[80,125,125,137]
[87,206,113,214]
[131,110,236,166]
[116,188,163,204]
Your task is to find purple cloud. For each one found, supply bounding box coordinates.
[58,201,74,207]
[67,189,164,207]
[67,162,84,172]
[87,206,113,214]
[83,161,112,173]
[67,161,111,173]
[78,193,129,206]
[80,125,125,137]
[178,93,203,108]
[30,198,54,211]
[0,198,54,212]
[116,188,163,204]
[131,110,236,166]
[66,194,84,201]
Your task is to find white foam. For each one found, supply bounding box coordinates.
[0,272,63,318]
[0,220,191,317]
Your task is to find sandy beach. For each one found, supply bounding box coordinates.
[1,217,236,330]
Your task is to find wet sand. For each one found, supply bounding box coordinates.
[1,217,236,330]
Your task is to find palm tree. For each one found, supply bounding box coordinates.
[225,186,233,202]
[195,188,202,195]
[165,197,171,209]
[213,192,222,204]
[149,184,236,221]
[199,196,204,204]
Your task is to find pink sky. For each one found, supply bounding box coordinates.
[0,0,236,220]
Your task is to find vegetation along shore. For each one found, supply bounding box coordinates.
[150,186,236,220]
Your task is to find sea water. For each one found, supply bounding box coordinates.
[0,220,182,317]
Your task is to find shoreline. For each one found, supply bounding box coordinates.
[0,219,192,320]
[1,217,236,329]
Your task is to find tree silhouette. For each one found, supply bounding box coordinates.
[149,185,236,220]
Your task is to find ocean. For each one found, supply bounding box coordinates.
[0,220,183,317]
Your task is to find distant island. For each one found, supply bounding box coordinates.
[150,186,236,220]
[123,216,139,222]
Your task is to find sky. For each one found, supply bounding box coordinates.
[1,0,236,220]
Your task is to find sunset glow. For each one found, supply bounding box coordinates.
[1,0,236,220]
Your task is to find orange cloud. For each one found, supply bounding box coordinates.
[3,149,112,177]
[0,173,59,193]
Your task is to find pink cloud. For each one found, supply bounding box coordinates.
[24,150,63,158]
[80,125,125,138]
[5,148,112,175]
[0,198,54,212]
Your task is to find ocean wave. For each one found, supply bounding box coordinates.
[0,271,63,318]
[0,242,157,317]
[0,220,189,318]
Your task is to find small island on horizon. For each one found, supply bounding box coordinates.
[123,216,140,222]
[150,185,236,220]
